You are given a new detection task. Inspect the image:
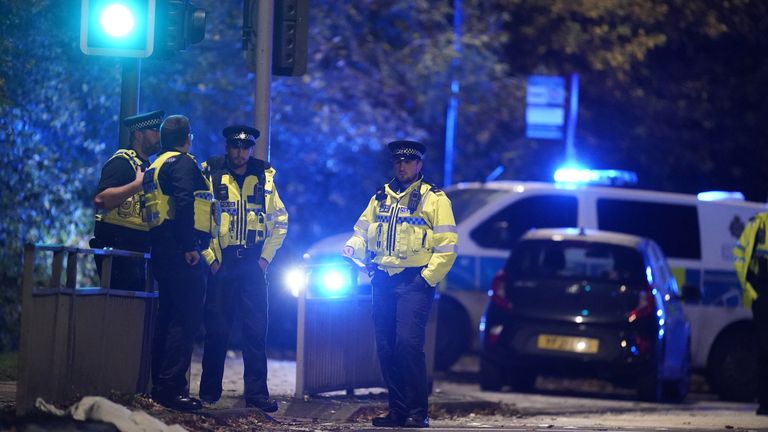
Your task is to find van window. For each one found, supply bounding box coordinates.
[596,199,701,259]
[470,195,578,249]
[446,189,508,224]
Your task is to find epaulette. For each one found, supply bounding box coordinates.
[423,181,443,195]
[375,186,386,202]
[246,158,267,176]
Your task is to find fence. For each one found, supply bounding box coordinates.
[16,244,157,415]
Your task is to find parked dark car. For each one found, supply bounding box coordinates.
[479,228,692,402]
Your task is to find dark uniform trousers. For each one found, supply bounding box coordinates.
[150,246,207,399]
[200,248,270,403]
[371,266,435,419]
[89,235,148,291]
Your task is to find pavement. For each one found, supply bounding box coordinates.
[2,352,767,431]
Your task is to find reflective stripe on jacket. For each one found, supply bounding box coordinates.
[734,212,768,309]
[345,179,458,287]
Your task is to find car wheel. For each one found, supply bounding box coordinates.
[662,340,691,403]
[508,369,536,393]
[478,356,504,391]
[636,357,663,402]
[707,328,758,402]
[435,297,471,371]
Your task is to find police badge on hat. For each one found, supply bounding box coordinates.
[387,140,426,161]
[223,125,261,148]
[123,110,165,132]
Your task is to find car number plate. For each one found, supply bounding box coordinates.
[537,334,599,354]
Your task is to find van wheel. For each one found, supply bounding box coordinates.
[479,357,503,391]
[435,297,471,371]
[708,328,757,402]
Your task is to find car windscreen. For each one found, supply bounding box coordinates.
[506,240,647,282]
[446,189,508,224]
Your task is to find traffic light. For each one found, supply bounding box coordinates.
[153,0,206,58]
[244,0,308,76]
[80,0,157,57]
[80,0,206,58]
[272,0,308,76]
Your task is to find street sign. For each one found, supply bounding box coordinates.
[526,75,565,140]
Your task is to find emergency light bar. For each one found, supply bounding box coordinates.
[554,168,638,186]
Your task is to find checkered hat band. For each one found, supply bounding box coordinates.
[129,118,162,131]
[394,148,423,158]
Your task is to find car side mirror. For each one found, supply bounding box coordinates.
[681,283,702,303]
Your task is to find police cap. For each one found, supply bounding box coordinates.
[223,125,261,148]
[388,140,426,161]
[123,110,164,132]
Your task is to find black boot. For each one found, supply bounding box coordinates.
[403,416,430,428]
[372,412,405,427]
[246,398,279,413]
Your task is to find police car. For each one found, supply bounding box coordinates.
[294,169,766,401]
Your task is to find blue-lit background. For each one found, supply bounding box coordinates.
[1,0,767,351]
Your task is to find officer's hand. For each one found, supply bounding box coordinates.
[258,258,269,272]
[210,260,221,275]
[185,250,200,266]
[342,246,354,257]
[133,166,145,186]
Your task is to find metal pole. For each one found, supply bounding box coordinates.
[253,0,274,162]
[565,73,580,162]
[443,0,462,187]
[118,58,141,149]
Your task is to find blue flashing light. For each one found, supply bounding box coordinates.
[697,191,745,201]
[313,266,354,298]
[554,168,638,186]
[658,329,665,339]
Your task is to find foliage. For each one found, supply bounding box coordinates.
[1,0,767,350]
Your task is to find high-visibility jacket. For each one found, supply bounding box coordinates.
[143,150,220,264]
[345,177,458,287]
[734,212,768,309]
[202,156,288,263]
[95,149,148,232]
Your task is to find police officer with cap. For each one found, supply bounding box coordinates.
[91,109,164,290]
[143,114,219,412]
[343,140,458,428]
[199,125,288,412]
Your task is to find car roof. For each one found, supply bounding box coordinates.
[520,228,648,249]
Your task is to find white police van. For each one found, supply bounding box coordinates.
[299,169,765,401]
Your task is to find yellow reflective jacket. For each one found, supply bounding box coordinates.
[345,178,458,287]
[734,212,768,309]
[202,157,288,264]
[143,151,220,265]
[95,149,148,231]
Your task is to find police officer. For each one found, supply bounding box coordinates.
[199,125,288,412]
[343,140,458,428]
[91,110,163,290]
[734,213,768,416]
[143,114,219,412]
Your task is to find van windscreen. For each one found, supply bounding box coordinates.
[446,189,508,223]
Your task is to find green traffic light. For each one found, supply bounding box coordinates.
[100,3,135,38]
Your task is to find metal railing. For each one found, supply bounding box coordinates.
[16,244,157,415]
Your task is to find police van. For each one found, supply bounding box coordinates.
[299,170,766,401]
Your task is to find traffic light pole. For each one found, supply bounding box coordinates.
[118,58,141,149]
[252,0,274,162]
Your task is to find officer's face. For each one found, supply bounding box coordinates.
[226,146,252,169]
[393,158,422,184]
[142,129,161,154]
